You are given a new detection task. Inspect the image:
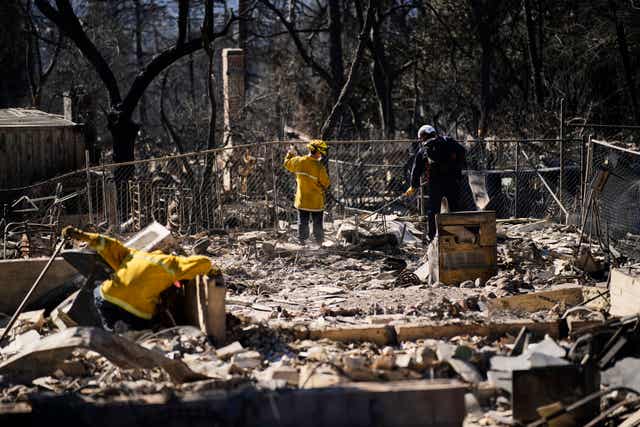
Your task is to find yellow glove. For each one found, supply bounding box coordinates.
[61,226,82,240]
[404,187,416,197]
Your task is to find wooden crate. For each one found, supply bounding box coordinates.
[432,211,497,285]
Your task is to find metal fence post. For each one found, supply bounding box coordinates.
[85,150,93,225]
[559,98,565,223]
[514,140,519,218]
[271,144,278,231]
[580,134,587,221]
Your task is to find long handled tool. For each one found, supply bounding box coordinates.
[360,194,407,221]
[0,238,66,344]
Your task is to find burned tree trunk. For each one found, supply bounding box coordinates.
[321,0,374,139]
[471,0,497,137]
[0,0,31,107]
[608,0,640,124]
[524,0,546,105]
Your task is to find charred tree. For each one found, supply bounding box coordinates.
[608,0,640,124]
[0,0,31,107]
[524,0,546,105]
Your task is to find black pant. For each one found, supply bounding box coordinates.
[93,286,152,331]
[425,176,460,240]
[298,209,324,243]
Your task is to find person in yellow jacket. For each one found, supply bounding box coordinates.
[61,226,219,331]
[284,139,331,245]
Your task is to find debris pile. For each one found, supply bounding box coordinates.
[1,218,638,426]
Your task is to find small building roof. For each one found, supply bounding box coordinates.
[0,108,77,128]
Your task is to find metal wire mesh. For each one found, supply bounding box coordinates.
[0,138,586,258]
[587,140,640,260]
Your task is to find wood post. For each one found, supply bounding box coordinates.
[194,274,226,345]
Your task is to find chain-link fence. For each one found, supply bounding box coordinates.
[0,138,585,258]
[586,140,640,260]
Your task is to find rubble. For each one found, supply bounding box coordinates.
[0,217,633,426]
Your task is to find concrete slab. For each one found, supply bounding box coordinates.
[610,268,640,316]
[0,257,76,314]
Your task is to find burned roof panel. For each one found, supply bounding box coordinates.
[0,108,77,128]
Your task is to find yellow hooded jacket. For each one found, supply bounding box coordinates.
[74,231,212,319]
[284,153,331,211]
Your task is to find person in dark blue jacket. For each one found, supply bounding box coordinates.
[405,125,466,239]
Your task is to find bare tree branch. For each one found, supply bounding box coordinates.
[259,0,334,86]
[321,0,375,139]
[122,14,237,118]
[35,0,122,104]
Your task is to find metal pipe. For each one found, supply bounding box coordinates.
[565,123,640,130]
[0,238,65,344]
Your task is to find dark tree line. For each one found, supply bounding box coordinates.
[0,0,638,167]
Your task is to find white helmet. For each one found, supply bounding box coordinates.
[417,124,437,139]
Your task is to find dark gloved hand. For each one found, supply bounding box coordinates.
[61,225,82,240]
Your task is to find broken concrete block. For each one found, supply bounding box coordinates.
[0,330,41,356]
[303,346,329,362]
[299,364,347,388]
[372,348,396,371]
[183,358,230,379]
[436,342,456,361]
[490,352,570,372]
[526,336,566,359]
[124,221,175,252]
[343,355,377,381]
[231,351,262,371]
[0,327,208,384]
[395,353,413,369]
[216,341,244,360]
[264,366,299,386]
[610,268,640,316]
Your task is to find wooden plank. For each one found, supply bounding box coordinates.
[487,285,584,313]
[395,320,562,342]
[309,325,396,346]
[0,327,207,384]
[436,211,496,226]
[610,268,640,316]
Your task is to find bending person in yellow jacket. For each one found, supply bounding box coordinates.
[62,226,218,331]
[284,140,331,245]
